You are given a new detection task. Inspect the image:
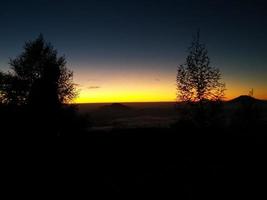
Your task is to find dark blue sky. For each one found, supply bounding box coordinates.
[0,0,267,101]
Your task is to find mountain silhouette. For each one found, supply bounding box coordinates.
[228,95,261,104]
[98,103,132,112]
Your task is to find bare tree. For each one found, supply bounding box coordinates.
[177,31,225,103]
[248,88,254,97]
[176,31,226,128]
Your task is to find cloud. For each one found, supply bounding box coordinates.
[154,78,161,82]
[87,86,101,89]
[75,84,101,90]
[87,79,99,82]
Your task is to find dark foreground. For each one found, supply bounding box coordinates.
[3,127,266,199]
[1,97,266,198]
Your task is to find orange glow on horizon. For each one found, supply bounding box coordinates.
[75,83,176,103]
[74,86,267,103]
[72,68,267,103]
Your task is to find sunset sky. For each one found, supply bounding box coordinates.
[0,0,266,103]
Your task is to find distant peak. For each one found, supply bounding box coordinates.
[229,95,259,103]
[99,103,131,111]
[110,103,129,108]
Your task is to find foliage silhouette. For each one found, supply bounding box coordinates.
[0,35,88,135]
[1,34,76,106]
[177,31,225,102]
[176,31,226,128]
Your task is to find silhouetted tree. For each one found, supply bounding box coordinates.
[248,88,254,97]
[0,34,76,106]
[177,31,225,102]
[176,31,226,128]
[0,35,84,135]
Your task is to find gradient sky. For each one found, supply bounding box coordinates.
[0,0,266,102]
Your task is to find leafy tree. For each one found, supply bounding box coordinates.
[177,31,225,103]
[0,35,90,135]
[0,34,76,106]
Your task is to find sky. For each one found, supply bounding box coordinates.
[0,0,266,103]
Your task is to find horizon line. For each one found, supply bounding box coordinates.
[73,100,177,104]
[72,96,267,104]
